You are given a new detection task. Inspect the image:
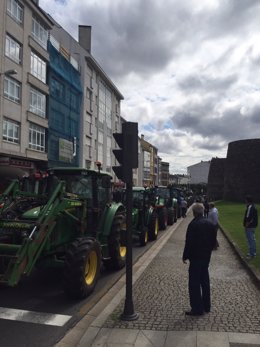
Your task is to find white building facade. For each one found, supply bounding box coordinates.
[187,160,211,184]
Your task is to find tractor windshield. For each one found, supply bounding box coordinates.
[57,174,92,199]
[154,187,170,199]
[132,190,144,208]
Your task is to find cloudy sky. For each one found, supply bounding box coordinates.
[40,0,260,173]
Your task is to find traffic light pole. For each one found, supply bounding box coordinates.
[112,121,138,321]
[120,180,139,321]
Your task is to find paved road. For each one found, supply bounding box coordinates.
[105,212,260,334]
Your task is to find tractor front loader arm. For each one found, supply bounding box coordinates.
[1,181,84,287]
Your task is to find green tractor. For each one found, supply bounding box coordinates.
[168,185,183,219]
[0,167,126,299]
[128,187,159,247]
[147,186,176,230]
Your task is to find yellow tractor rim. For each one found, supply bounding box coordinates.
[120,245,127,258]
[85,250,97,285]
[145,230,148,243]
[155,218,159,236]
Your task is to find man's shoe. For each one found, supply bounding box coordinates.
[246,255,255,259]
[185,310,204,316]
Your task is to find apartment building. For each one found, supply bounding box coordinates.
[0,1,166,190]
[160,161,169,186]
[49,23,124,173]
[0,0,124,191]
[139,134,159,187]
[0,0,54,187]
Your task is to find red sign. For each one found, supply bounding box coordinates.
[9,158,33,168]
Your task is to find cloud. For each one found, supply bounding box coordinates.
[40,0,260,173]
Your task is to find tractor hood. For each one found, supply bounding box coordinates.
[22,206,41,219]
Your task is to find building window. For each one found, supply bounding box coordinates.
[31,16,48,49]
[86,136,92,159]
[4,76,20,103]
[98,130,103,162]
[99,81,112,128]
[85,160,91,169]
[5,34,22,63]
[30,51,46,83]
[143,151,151,179]
[29,87,46,117]
[106,136,112,169]
[115,103,119,114]
[29,123,45,152]
[87,88,93,112]
[86,113,93,135]
[3,118,20,144]
[7,0,23,24]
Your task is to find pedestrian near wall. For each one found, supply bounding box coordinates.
[203,198,209,218]
[243,195,258,259]
[208,202,219,249]
[181,198,188,217]
[182,203,216,316]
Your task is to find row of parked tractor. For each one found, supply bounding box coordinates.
[112,185,184,248]
[0,167,184,300]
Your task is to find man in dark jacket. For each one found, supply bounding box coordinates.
[243,195,258,259]
[183,203,216,316]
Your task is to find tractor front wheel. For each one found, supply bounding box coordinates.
[158,207,168,230]
[105,212,126,270]
[167,208,174,225]
[139,227,148,247]
[63,237,101,299]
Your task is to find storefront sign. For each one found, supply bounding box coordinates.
[59,138,73,163]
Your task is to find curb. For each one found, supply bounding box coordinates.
[219,224,260,290]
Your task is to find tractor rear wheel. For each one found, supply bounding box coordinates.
[63,237,101,299]
[167,208,174,225]
[148,211,159,241]
[158,207,168,230]
[105,212,126,270]
[174,207,177,222]
[139,227,148,247]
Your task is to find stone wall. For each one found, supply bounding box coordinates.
[223,139,260,202]
[207,158,226,201]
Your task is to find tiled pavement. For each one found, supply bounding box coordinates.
[56,209,260,347]
[104,212,260,334]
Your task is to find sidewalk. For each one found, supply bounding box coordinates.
[56,210,260,347]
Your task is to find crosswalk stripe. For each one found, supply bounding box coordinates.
[0,307,72,326]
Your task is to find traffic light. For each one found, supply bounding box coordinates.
[112,122,138,184]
